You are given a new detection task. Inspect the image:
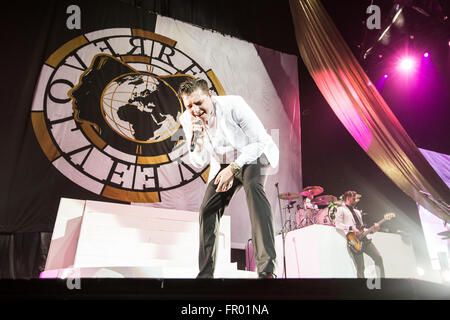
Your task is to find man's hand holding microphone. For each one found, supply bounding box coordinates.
[190,116,205,152]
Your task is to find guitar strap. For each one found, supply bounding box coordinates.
[347,205,363,230]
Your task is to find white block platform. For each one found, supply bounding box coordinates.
[247,225,417,278]
[41,198,257,279]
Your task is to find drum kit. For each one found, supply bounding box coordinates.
[278,186,340,231]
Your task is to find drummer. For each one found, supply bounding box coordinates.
[300,186,323,210]
[304,193,318,210]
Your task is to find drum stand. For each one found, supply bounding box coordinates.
[305,209,316,226]
[283,202,297,232]
[275,183,287,278]
[299,208,316,227]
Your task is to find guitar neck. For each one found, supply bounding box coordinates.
[360,217,387,238]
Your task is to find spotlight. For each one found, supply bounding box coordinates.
[398,57,416,72]
[423,52,429,58]
[384,74,389,78]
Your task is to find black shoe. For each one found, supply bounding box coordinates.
[196,274,214,279]
[258,272,276,279]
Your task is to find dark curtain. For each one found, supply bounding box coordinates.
[119,0,299,55]
[0,233,52,279]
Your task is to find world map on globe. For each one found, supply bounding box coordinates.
[102,73,180,143]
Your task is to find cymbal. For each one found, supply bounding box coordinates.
[311,195,338,206]
[279,192,301,200]
[300,186,324,197]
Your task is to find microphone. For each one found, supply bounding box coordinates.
[190,120,203,152]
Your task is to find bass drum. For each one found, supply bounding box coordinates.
[314,207,335,226]
[328,205,338,224]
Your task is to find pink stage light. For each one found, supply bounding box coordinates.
[398,57,416,72]
[423,52,429,58]
[384,74,389,78]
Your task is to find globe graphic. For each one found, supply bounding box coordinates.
[101,73,179,143]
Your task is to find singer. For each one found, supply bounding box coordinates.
[178,78,279,278]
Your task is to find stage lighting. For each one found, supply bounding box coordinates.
[398,57,416,72]
[384,74,389,78]
[423,52,429,58]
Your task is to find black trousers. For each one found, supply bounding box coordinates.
[197,159,277,278]
[348,239,385,278]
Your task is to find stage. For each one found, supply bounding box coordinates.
[1,278,449,300]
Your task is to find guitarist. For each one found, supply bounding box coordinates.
[335,190,385,278]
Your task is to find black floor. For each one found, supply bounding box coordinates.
[1,278,449,300]
[2,278,448,317]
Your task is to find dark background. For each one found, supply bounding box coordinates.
[1,0,448,276]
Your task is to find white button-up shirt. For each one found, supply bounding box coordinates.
[335,205,370,239]
[179,95,279,182]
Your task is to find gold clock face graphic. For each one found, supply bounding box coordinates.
[31,28,224,202]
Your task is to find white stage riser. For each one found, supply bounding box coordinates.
[85,201,201,222]
[77,224,197,245]
[73,239,228,268]
[73,256,196,268]
[81,211,199,233]
[44,198,235,278]
[40,265,258,279]
[247,225,417,278]
[75,242,199,264]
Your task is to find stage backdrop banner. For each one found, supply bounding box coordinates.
[1,1,301,248]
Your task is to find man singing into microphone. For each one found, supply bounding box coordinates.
[178,77,279,278]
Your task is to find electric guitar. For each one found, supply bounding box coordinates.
[346,213,395,253]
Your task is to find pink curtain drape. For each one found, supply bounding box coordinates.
[290,0,449,221]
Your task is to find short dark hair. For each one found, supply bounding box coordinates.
[343,190,358,200]
[178,77,209,96]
